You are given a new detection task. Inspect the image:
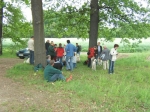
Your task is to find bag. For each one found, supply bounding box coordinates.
[34,63,44,72]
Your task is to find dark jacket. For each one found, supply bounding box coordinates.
[45,42,50,51]
[44,64,62,82]
[96,45,102,54]
[48,45,56,56]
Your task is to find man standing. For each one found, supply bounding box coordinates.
[96,42,102,59]
[76,43,81,62]
[27,36,34,65]
[65,40,76,71]
[109,44,119,74]
[100,46,110,70]
[45,40,50,55]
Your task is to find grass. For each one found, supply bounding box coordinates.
[4,52,150,111]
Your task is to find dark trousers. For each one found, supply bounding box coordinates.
[88,58,91,67]
[30,50,34,65]
[109,60,115,74]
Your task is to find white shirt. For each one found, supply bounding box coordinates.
[98,46,101,52]
[110,48,118,61]
[27,39,34,51]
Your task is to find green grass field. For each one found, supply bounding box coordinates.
[4,52,150,111]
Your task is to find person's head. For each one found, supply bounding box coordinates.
[51,41,54,45]
[46,40,50,43]
[59,43,62,47]
[31,36,34,40]
[54,44,57,47]
[97,42,100,45]
[103,46,107,49]
[114,44,119,49]
[67,40,70,44]
[94,46,97,50]
[76,43,78,46]
[50,60,55,66]
[46,55,51,59]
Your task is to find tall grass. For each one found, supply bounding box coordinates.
[5,52,150,111]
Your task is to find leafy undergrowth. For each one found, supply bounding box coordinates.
[6,52,150,112]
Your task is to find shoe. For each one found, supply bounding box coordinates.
[66,75,72,82]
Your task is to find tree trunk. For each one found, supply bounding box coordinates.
[89,0,99,48]
[31,0,46,67]
[0,0,3,55]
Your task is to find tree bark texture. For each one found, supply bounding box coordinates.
[31,0,46,67]
[89,0,99,48]
[0,0,3,55]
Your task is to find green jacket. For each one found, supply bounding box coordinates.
[44,64,62,82]
[48,45,56,56]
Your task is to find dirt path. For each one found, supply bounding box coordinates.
[0,58,53,112]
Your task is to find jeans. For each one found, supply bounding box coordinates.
[30,50,34,65]
[66,56,73,71]
[109,60,115,74]
[57,57,63,65]
[49,74,65,82]
[88,58,91,67]
[73,63,76,68]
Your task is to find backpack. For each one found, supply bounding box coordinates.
[78,45,81,51]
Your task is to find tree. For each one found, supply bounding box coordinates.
[0,0,3,55]
[31,0,46,66]
[44,0,150,47]
[89,0,99,47]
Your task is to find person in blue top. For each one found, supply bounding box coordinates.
[65,40,76,71]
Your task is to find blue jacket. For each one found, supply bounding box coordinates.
[65,43,76,57]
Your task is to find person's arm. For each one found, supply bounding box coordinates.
[51,67,62,74]
[110,48,117,56]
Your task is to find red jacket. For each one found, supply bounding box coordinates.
[56,47,64,57]
[88,47,95,58]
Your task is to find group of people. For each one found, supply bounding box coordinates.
[27,36,119,83]
[87,42,119,74]
[44,39,82,82]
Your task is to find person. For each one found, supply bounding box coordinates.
[27,36,34,65]
[87,46,97,67]
[46,55,51,65]
[47,42,56,61]
[65,40,76,71]
[109,44,119,74]
[56,43,64,65]
[100,46,110,70]
[96,42,102,59]
[53,60,63,71]
[68,52,77,68]
[45,40,50,55]
[76,43,81,55]
[44,60,72,82]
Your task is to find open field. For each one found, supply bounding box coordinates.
[0,51,150,111]
[2,38,150,52]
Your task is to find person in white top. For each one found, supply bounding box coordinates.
[109,44,119,74]
[68,52,77,68]
[27,36,34,65]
